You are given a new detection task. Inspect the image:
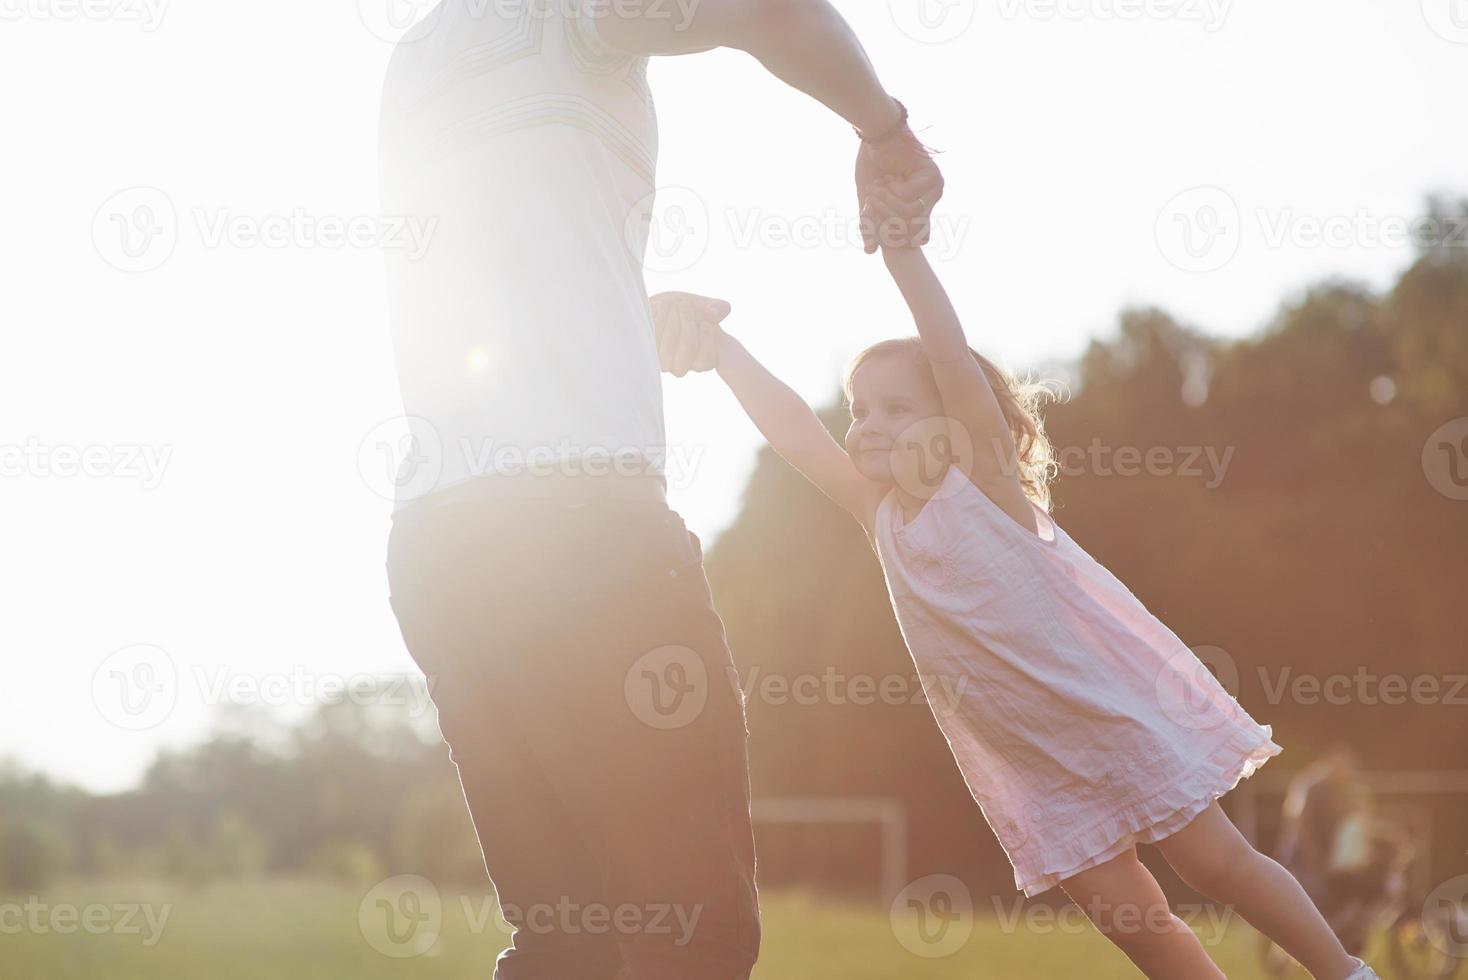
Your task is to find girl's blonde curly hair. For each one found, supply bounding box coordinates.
[844,338,1063,512]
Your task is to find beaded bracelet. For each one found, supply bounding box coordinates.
[854,99,909,144]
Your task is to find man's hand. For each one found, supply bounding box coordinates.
[861,177,931,253]
[650,291,731,377]
[857,130,944,253]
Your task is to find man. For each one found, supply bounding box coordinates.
[378,2,941,977]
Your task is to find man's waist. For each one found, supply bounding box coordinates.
[400,466,668,515]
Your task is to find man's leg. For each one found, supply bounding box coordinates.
[389,500,760,980]
[451,693,626,976]
[390,507,623,979]
[507,516,761,979]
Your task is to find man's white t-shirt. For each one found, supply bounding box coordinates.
[379,1,662,510]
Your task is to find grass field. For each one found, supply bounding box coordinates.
[0,877,1319,979]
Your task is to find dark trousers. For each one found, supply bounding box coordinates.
[386,496,761,979]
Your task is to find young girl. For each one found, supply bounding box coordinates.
[650,188,1379,979]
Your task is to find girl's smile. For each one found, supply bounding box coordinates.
[844,353,949,490]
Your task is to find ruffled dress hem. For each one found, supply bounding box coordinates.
[1012,725,1283,897]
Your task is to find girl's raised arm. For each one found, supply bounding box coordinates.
[650,291,877,527]
[716,333,879,527]
[867,193,1034,527]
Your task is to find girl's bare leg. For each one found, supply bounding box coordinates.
[1059,846,1227,979]
[1156,803,1360,979]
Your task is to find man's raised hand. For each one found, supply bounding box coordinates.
[856,126,944,253]
[862,176,936,251]
[650,291,732,377]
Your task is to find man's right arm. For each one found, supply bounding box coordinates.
[593,0,903,136]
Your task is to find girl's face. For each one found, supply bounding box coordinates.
[844,355,947,487]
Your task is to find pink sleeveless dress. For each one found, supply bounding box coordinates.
[872,465,1282,896]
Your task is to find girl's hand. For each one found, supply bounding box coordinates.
[862,176,928,253]
[650,291,732,377]
[855,131,943,254]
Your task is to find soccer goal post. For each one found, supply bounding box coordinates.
[752,797,909,907]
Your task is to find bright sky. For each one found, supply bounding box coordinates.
[1,0,1464,794]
